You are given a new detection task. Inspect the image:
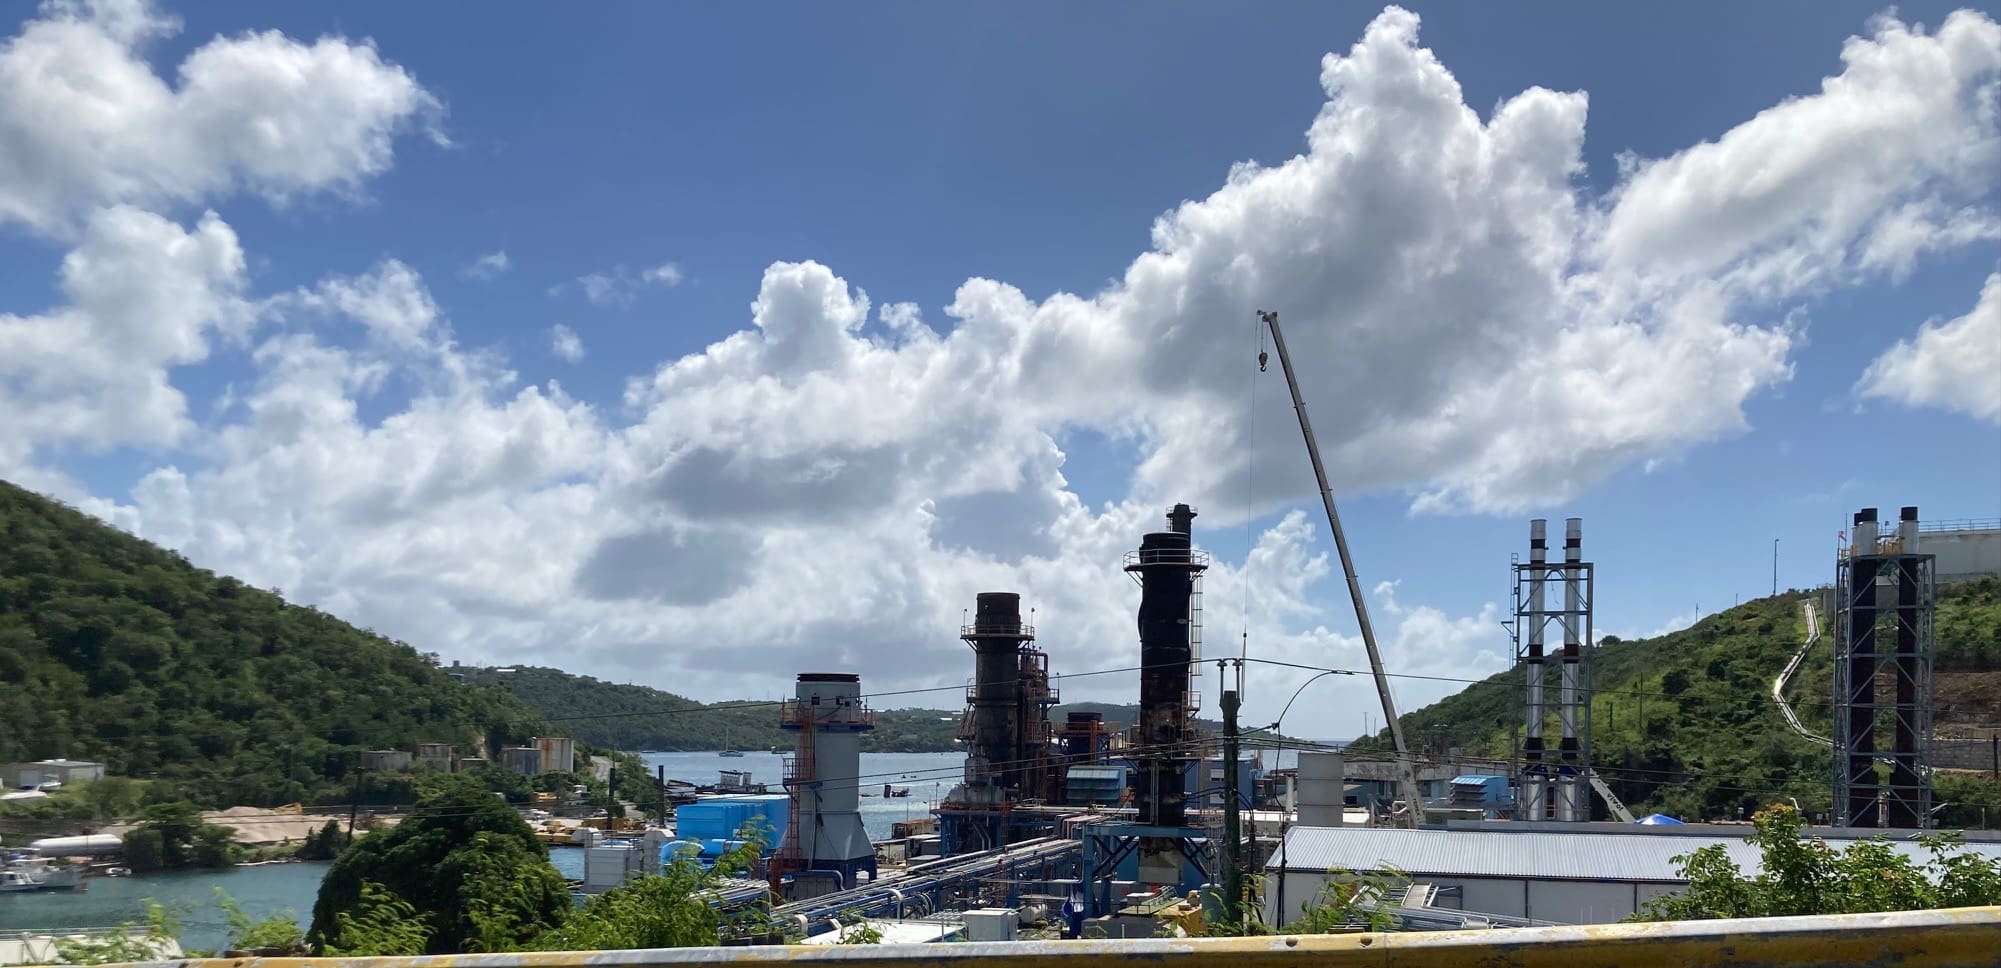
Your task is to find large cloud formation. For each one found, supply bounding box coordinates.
[1857,272,2001,424]
[0,0,439,235]
[6,3,1999,734]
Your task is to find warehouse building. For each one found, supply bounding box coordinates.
[1264,822,2001,926]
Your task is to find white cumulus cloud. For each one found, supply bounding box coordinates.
[1857,272,2001,423]
[561,262,683,307]
[0,0,442,237]
[0,206,248,476]
[12,7,2001,738]
[549,324,585,362]
[463,250,510,280]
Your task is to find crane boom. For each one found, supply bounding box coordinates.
[1257,310,1423,828]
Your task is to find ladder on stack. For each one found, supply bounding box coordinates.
[771,702,816,889]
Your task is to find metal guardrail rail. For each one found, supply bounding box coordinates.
[139,906,2001,968]
[141,908,2000,968]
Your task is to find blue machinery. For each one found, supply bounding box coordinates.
[1079,821,1212,918]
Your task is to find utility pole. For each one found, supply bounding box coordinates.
[1773,538,1780,597]
[1219,659,1244,930]
[348,766,368,838]
[1258,309,1422,826]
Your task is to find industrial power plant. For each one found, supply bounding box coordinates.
[549,494,2000,940]
[548,309,2001,940]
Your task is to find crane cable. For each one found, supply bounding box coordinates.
[1243,312,1262,664]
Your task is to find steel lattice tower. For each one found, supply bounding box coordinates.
[1833,506,1936,828]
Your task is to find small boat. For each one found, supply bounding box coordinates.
[0,856,86,893]
[718,728,745,757]
[718,749,745,758]
[105,867,131,877]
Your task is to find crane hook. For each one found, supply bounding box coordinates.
[1258,350,1268,372]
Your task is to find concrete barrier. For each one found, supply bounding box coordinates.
[144,905,2001,968]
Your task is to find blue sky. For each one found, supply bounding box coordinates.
[2,1,1997,738]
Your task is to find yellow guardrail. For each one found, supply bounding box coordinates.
[148,906,2001,968]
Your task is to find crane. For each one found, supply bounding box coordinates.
[1257,310,1424,828]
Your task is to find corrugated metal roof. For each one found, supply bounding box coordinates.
[1268,826,2001,884]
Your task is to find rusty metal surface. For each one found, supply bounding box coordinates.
[133,905,2001,968]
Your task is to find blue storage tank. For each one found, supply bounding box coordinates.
[674,794,789,857]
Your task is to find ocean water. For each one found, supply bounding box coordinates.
[0,752,962,950]
[637,750,963,841]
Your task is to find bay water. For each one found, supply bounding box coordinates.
[0,752,961,952]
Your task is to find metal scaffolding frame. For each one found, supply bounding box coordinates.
[1510,519,1594,822]
[1832,551,1936,828]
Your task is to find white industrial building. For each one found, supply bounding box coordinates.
[1264,822,2001,926]
[1,759,104,789]
[1923,520,2001,582]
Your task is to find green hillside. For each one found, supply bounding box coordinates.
[485,670,1245,755]
[486,666,966,753]
[1373,578,2001,825]
[0,480,548,808]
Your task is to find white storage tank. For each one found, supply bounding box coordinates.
[1297,751,1345,827]
[581,842,644,893]
[28,834,123,857]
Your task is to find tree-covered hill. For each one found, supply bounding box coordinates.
[484,666,966,753]
[0,480,548,808]
[482,668,1248,754]
[1369,578,2001,825]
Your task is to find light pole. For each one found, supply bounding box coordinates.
[1262,668,1350,932]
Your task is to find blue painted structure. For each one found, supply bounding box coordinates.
[1190,751,1262,811]
[675,794,790,859]
[1064,764,1128,807]
[1078,820,1211,918]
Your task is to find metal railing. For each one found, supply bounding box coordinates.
[961,622,1036,638]
[148,906,2001,968]
[777,699,875,729]
[1123,547,1212,569]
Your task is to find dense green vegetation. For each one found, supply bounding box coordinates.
[1638,804,2001,919]
[1372,580,2001,823]
[311,774,573,954]
[0,480,550,808]
[313,777,778,955]
[489,666,1240,755]
[118,802,239,872]
[488,666,971,752]
[486,666,965,752]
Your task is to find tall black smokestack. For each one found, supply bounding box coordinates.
[964,592,1030,793]
[1125,504,1207,827]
